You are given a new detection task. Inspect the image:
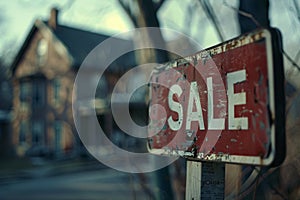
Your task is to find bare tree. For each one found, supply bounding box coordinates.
[117,0,300,199]
[118,0,168,64]
[118,1,176,199]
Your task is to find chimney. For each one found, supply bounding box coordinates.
[48,8,59,29]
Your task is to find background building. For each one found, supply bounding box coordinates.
[11,8,136,158]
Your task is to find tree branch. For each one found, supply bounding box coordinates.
[223,0,261,27]
[199,0,225,42]
[118,0,138,27]
[283,50,300,71]
[153,0,166,13]
[292,0,300,21]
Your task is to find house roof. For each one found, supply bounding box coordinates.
[53,24,136,71]
[11,24,38,75]
[11,20,136,75]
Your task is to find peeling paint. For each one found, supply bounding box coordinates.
[231,138,238,143]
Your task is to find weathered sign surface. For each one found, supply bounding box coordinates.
[148,28,285,166]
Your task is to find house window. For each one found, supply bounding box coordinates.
[19,120,29,144]
[36,38,48,66]
[20,82,31,103]
[53,79,61,105]
[32,120,44,146]
[54,121,62,153]
[32,81,45,107]
[95,76,108,99]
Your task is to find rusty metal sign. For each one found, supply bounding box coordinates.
[148,28,285,166]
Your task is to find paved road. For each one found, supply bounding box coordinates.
[0,168,154,200]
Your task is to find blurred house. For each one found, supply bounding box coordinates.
[11,8,135,158]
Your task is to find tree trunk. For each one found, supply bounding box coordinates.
[238,0,270,34]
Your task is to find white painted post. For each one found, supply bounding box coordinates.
[186,160,225,200]
[186,160,202,199]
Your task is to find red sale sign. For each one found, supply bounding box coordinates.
[148,29,285,166]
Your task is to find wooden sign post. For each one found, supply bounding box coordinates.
[186,161,225,199]
[148,28,285,199]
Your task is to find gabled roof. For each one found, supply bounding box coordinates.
[11,24,38,75]
[11,20,136,75]
[53,24,136,70]
[54,25,109,67]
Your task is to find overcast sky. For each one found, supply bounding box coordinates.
[0,0,134,55]
[0,0,241,58]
